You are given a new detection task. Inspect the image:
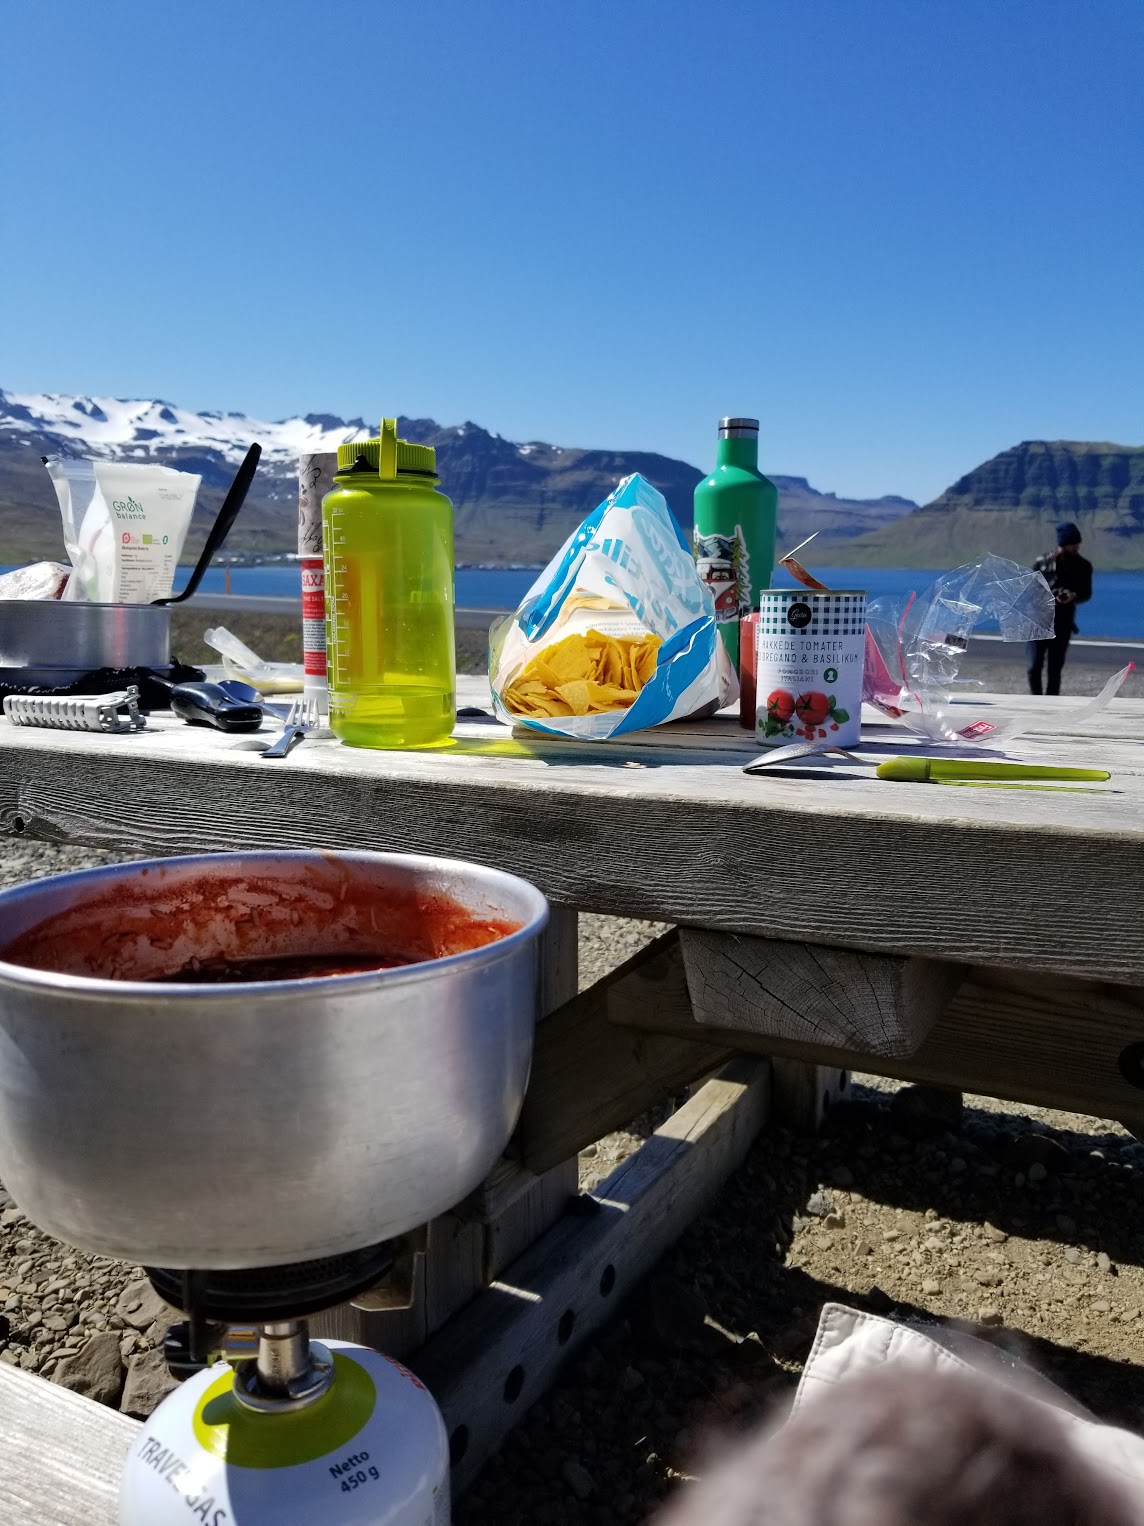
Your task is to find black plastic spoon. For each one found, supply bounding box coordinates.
[154,442,261,605]
[170,680,264,732]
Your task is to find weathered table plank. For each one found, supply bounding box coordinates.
[516,931,731,1173]
[1,683,1141,983]
[0,1363,138,1526]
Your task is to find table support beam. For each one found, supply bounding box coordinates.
[415,1059,771,1496]
[515,931,731,1174]
[610,941,1144,1137]
[679,926,965,1057]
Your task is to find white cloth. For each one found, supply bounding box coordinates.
[796,1303,1144,1500]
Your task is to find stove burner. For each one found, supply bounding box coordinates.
[145,1241,397,1324]
[0,661,204,708]
[147,1242,397,1379]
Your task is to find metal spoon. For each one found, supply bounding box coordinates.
[743,737,861,774]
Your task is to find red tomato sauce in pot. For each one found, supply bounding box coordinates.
[0,862,522,984]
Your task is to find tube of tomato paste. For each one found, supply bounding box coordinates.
[298,452,337,716]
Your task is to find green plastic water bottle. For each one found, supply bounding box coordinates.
[322,419,455,749]
[693,417,778,671]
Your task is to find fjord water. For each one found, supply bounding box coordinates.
[165,565,1144,641]
[7,563,1135,639]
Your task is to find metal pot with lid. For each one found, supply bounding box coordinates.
[0,443,259,689]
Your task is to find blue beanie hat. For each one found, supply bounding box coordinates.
[1056,521,1082,545]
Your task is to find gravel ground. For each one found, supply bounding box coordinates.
[455,914,1144,1526]
[0,651,1140,1508]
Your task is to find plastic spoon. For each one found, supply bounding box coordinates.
[169,681,264,733]
[154,443,261,605]
[213,678,292,720]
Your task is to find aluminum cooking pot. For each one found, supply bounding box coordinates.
[0,851,548,1268]
[0,443,262,686]
[0,598,172,684]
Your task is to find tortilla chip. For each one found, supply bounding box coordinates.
[632,638,661,686]
[508,689,572,717]
[556,679,593,716]
[502,628,662,720]
[598,640,624,688]
[585,681,636,709]
[544,635,595,683]
[560,592,626,613]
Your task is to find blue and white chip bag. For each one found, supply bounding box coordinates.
[489,473,738,739]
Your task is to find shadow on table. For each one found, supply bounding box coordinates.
[448,734,744,770]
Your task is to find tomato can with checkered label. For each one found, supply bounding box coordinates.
[754,589,866,747]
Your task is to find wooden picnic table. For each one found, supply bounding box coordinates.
[2,677,1140,981]
[0,674,1141,1517]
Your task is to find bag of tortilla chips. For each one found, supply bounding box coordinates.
[489,473,738,739]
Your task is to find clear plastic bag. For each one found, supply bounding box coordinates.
[864,554,1131,746]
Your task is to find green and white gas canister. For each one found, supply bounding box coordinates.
[753,589,866,748]
[119,1340,449,1525]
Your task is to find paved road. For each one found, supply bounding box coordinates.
[186,594,1144,662]
[186,593,505,629]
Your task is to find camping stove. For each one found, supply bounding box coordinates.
[0,850,549,1526]
[122,1245,449,1525]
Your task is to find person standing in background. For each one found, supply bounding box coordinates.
[1027,522,1093,695]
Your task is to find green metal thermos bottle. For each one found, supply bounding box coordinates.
[693,417,778,671]
[322,419,456,749]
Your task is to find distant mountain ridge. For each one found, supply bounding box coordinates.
[0,389,916,567]
[843,440,1144,569]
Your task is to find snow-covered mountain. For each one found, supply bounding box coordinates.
[0,387,917,567]
[0,388,370,469]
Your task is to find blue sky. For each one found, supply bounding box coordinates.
[3,0,1141,504]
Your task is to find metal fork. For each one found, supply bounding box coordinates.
[259,693,324,760]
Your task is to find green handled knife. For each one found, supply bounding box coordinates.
[876,757,1110,783]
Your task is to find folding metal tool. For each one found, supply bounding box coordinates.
[3,685,147,734]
